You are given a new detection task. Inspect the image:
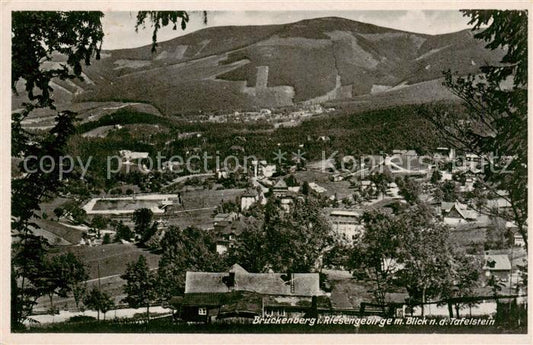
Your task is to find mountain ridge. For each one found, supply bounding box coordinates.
[14,16,504,116]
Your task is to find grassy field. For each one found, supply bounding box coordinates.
[34,219,85,245]
[58,243,160,279]
[36,243,161,311]
[294,169,354,199]
[180,187,245,209]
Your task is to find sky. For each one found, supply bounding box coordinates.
[101,10,472,50]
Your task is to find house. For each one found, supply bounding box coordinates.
[386,182,400,198]
[272,191,300,213]
[440,171,453,182]
[483,253,511,282]
[330,174,344,182]
[213,219,245,254]
[161,160,182,172]
[240,189,261,211]
[216,167,230,179]
[328,277,408,317]
[251,160,276,178]
[486,197,512,211]
[213,212,239,226]
[229,145,245,153]
[308,182,327,194]
[434,147,456,161]
[272,179,288,195]
[442,201,479,225]
[328,209,363,241]
[119,150,149,164]
[360,180,375,190]
[176,264,325,323]
[464,153,482,171]
[514,233,525,247]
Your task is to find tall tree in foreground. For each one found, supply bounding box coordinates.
[156,226,223,301]
[425,10,528,248]
[228,196,334,273]
[11,10,198,328]
[121,255,158,322]
[348,210,405,312]
[132,208,154,243]
[396,206,456,317]
[84,287,115,321]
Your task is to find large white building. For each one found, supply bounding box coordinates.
[328,209,363,241]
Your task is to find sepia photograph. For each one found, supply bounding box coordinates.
[3,2,530,342]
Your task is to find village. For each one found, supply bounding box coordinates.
[29,144,527,326]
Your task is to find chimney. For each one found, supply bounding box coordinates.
[222,272,236,289]
[290,273,295,294]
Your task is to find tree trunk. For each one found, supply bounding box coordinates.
[421,287,426,317]
[97,310,100,321]
[49,294,54,314]
[447,302,453,318]
[146,305,150,323]
[455,304,460,318]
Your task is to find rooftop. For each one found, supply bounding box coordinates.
[483,254,512,271]
[185,265,321,296]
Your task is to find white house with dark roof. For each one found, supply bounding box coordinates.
[272,179,288,195]
[442,201,479,225]
[327,209,364,241]
[119,150,149,164]
[483,254,512,282]
[178,264,327,323]
[240,189,261,211]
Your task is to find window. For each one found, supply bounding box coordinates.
[264,308,286,317]
[198,307,207,315]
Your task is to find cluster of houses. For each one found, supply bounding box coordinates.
[172,264,328,323]
[203,104,332,126]
[208,146,526,256]
[172,246,524,324]
[182,147,526,323]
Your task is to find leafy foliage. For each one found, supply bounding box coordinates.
[121,255,158,321]
[228,196,334,273]
[427,10,528,248]
[349,210,404,308]
[132,208,154,243]
[349,203,480,313]
[84,287,115,320]
[157,226,223,300]
[12,11,104,108]
[136,11,196,52]
[11,10,195,327]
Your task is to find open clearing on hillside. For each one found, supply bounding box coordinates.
[59,243,160,279]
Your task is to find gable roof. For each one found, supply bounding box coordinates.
[441,202,455,213]
[453,202,478,220]
[241,188,260,197]
[214,220,246,236]
[273,179,288,189]
[213,212,237,223]
[443,202,478,220]
[180,290,263,314]
[185,268,320,296]
[229,263,248,274]
[483,254,511,271]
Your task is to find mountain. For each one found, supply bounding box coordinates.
[14,16,504,116]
